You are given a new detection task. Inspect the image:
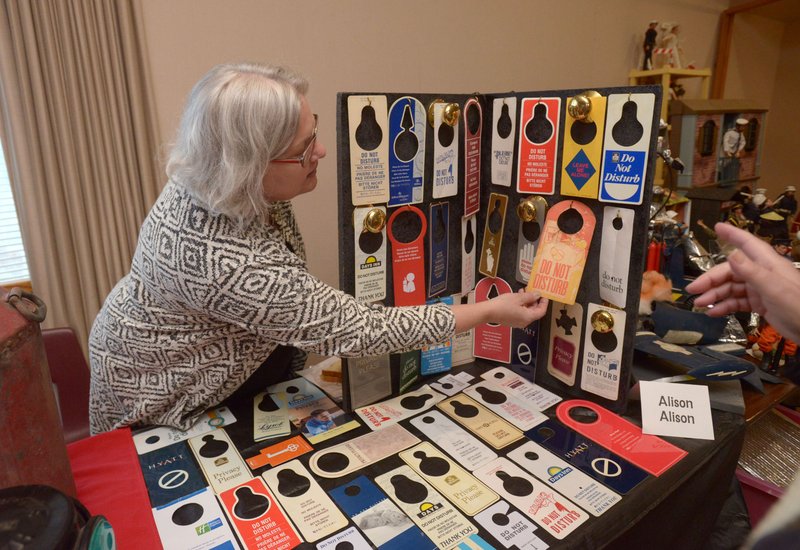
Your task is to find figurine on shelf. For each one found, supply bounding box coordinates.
[642,20,658,70]
[773,185,797,220]
[750,321,797,375]
[657,22,683,68]
[719,117,748,182]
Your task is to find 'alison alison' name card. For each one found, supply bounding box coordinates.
[639,381,714,440]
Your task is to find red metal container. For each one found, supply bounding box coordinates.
[0,287,76,496]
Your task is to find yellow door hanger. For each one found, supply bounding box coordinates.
[561,92,607,199]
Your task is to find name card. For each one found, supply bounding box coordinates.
[639,381,714,440]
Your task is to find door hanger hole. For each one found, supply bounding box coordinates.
[392,210,423,243]
[568,406,599,424]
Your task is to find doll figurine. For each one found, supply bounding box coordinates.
[643,20,658,70]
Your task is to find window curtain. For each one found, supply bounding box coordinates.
[0,0,161,356]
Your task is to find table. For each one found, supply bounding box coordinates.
[69,362,746,550]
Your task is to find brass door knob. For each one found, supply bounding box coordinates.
[517,198,537,222]
[568,90,602,123]
[590,309,614,333]
[363,208,386,233]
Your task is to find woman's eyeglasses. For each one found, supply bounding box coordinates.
[272,114,318,168]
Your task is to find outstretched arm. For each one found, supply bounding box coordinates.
[452,290,549,333]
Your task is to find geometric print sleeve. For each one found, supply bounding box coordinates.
[159,187,456,357]
[209,260,456,356]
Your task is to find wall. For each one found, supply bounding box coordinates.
[758,18,800,198]
[136,0,729,289]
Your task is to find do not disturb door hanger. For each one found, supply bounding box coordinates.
[388,96,426,206]
[517,97,561,194]
[599,93,656,205]
[348,95,390,206]
[387,205,427,306]
[527,200,596,305]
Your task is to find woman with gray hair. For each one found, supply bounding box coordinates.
[88,62,548,433]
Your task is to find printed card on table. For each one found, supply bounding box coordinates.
[475,457,588,540]
[262,460,348,543]
[246,435,313,471]
[268,377,359,444]
[464,379,548,431]
[328,475,431,549]
[508,441,621,516]
[253,391,291,442]
[139,441,207,509]
[309,424,420,479]
[526,419,649,495]
[218,477,301,550]
[152,488,239,550]
[399,441,498,515]
[187,428,250,494]
[437,394,523,450]
[133,406,236,454]
[356,384,445,430]
[409,410,498,472]
[474,500,549,550]
[481,366,562,411]
[375,464,479,549]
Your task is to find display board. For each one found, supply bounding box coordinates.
[337,86,662,412]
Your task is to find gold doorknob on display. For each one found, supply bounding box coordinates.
[427,99,443,127]
[517,198,537,222]
[428,99,461,127]
[363,208,386,233]
[568,90,602,123]
[590,310,614,333]
[442,102,461,127]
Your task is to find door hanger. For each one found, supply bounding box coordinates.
[327,475,429,549]
[556,400,687,476]
[580,304,625,401]
[461,215,477,293]
[525,419,650,495]
[491,97,517,187]
[428,202,449,297]
[517,97,561,194]
[473,276,512,363]
[261,460,348,542]
[547,302,584,387]
[347,95,390,206]
[432,101,459,199]
[421,296,453,376]
[479,193,508,278]
[353,205,387,303]
[463,97,483,217]
[561,91,607,199]
[599,207,634,308]
[452,292,475,366]
[388,96,426,206]
[515,195,548,284]
[387,205,427,306]
[599,92,656,205]
[527,200,596,305]
[218,477,302,549]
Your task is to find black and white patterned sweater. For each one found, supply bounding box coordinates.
[88,181,455,433]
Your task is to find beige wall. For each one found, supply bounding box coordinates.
[757,18,800,198]
[136,0,729,289]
